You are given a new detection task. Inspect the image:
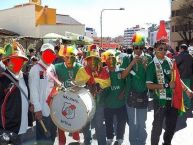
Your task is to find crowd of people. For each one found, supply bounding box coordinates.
[0,33,193,145]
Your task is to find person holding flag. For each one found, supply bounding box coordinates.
[146,21,193,145]
[146,20,193,145]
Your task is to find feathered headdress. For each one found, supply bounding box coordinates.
[132,33,145,46]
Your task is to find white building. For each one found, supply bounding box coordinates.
[0,3,85,38]
[85,27,97,38]
[124,25,148,47]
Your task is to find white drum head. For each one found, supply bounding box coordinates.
[50,88,93,132]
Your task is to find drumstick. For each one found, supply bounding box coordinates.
[39,120,51,138]
[40,120,47,132]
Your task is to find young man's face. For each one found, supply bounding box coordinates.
[133,46,143,56]
[7,57,26,74]
[64,55,76,68]
[155,44,167,59]
[41,50,56,65]
[30,51,36,57]
[106,56,116,70]
[86,57,100,71]
[179,47,185,53]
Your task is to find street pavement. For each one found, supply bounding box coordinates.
[54,101,193,145]
[23,100,193,145]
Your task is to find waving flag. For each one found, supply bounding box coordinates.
[172,62,185,115]
[75,66,110,89]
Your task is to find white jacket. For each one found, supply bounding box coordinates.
[29,60,55,117]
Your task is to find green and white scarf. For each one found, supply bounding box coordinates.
[153,56,172,102]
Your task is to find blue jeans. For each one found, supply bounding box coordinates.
[104,105,127,140]
[92,105,106,145]
[126,106,147,145]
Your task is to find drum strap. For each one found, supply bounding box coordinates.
[46,87,57,106]
[37,63,62,86]
[37,63,61,106]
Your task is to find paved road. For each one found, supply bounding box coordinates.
[23,101,193,145]
[55,103,193,145]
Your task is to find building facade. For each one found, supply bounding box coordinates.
[85,27,97,38]
[171,0,193,49]
[0,3,85,38]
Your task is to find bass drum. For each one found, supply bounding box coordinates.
[50,86,96,132]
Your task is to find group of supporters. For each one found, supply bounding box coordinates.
[0,32,193,145]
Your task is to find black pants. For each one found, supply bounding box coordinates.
[104,105,127,140]
[151,100,178,145]
[36,116,57,145]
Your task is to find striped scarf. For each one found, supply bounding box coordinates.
[153,56,172,105]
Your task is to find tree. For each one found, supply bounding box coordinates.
[173,0,193,45]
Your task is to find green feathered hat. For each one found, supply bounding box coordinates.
[2,41,28,62]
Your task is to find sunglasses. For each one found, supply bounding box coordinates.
[158,47,167,51]
[134,46,143,50]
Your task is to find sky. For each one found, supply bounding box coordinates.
[0,0,171,37]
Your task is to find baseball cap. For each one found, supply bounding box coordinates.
[40,43,55,53]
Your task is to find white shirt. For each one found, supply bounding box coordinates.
[29,60,55,117]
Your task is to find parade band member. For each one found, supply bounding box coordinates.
[146,41,193,145]
[121,33,152,145]
[54,45,81,145]
[29,43,57,145]
[76,44,111,145]
[0,41,29,145]
[101,49,127,145]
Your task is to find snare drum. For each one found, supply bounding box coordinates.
[50,86,96,132]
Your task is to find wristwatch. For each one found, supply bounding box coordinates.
[163,83,170,89]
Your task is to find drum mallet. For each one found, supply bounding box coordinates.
[39,120,51,138]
